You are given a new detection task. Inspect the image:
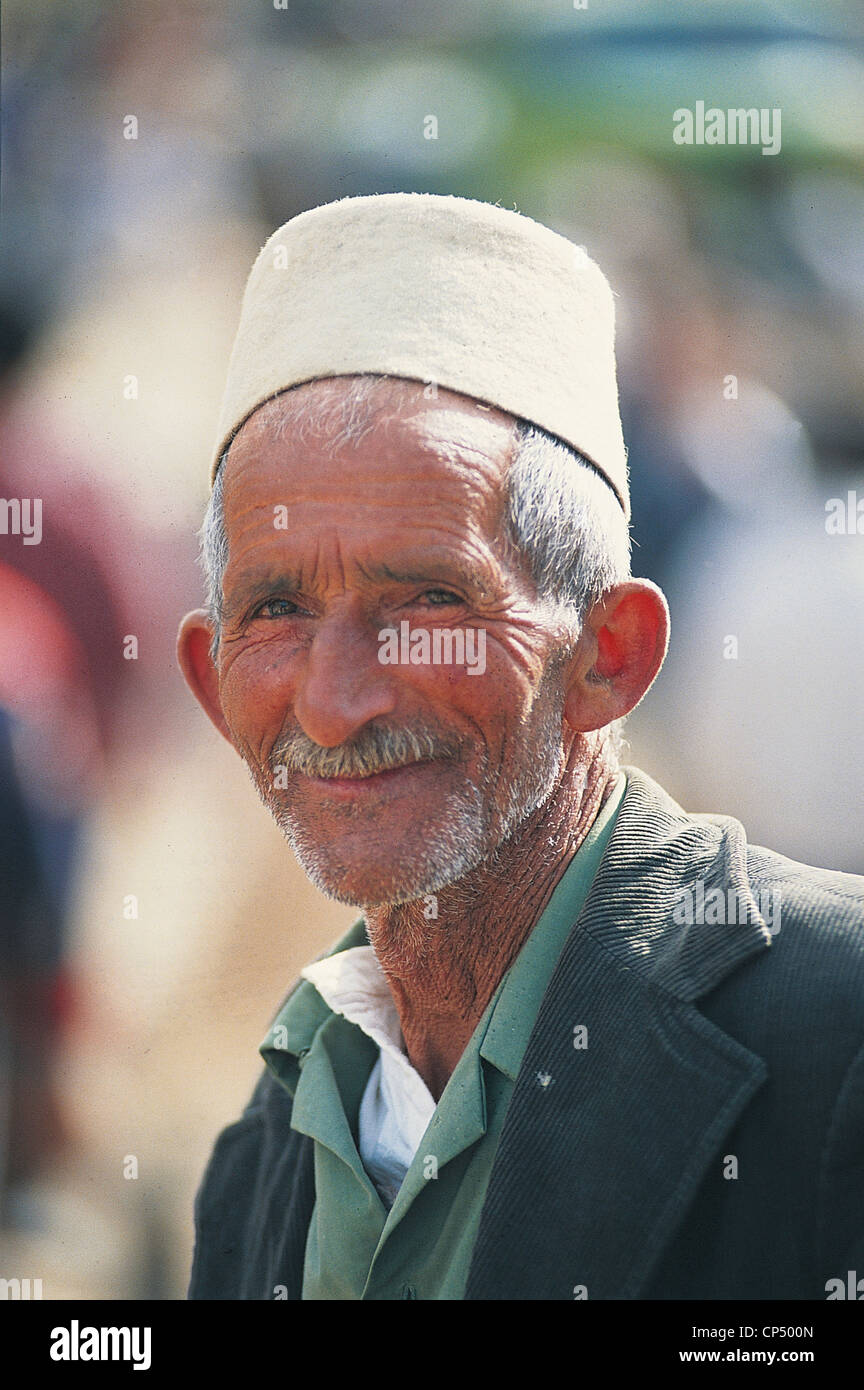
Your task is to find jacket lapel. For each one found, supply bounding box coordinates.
[466,768,772,1300]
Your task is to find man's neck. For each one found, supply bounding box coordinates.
[363,736,620,1100]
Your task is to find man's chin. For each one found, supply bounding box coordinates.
[275,818,488,909]
[258,742,564,908]
[289,851,475,910]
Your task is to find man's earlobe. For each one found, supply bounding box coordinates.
[177,609,234,744]
[564,580,670,732]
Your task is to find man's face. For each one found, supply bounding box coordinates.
[214,379,577,907]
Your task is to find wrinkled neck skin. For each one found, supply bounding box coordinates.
[363,732,619,1100]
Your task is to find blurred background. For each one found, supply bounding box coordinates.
[0,0,862,1298]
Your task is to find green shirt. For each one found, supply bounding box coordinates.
[260,772,626,1300]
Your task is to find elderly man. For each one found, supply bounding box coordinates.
[178,193,864,1301]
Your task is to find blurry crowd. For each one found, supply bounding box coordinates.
[1,0,862,1297]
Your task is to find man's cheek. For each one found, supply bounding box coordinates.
[217,693,277,778]
[220,661,293,756]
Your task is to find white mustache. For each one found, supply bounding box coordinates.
[271,724,463,780]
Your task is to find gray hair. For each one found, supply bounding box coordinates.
[199,376,631,658]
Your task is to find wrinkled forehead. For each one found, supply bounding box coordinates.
[220,376,520,513]
[213,379,538,608]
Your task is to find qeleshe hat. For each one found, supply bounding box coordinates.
[211,192,629,517]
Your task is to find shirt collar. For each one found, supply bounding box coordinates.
[300,945,428,1097]
[259,916,369,1096]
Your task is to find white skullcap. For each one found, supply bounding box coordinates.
[211,192,629,517]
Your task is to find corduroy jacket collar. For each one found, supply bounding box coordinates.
[464,765,772,1299]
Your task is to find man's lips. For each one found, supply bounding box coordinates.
[302,759,435,797]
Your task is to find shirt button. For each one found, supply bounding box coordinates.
[400,1284,417,1300]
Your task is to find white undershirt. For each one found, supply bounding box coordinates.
[301,946,436,1207]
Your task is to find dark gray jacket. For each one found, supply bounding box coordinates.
[188,768,864,1300]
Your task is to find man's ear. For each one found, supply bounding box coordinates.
[563,580,670,733]
[177,609,234,745]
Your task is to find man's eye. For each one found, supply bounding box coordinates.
[416,589,463,607]
[253,598,302,619]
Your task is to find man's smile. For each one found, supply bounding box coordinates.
[300,757,439,799]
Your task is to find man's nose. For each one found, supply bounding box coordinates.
[293,608,398,749]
